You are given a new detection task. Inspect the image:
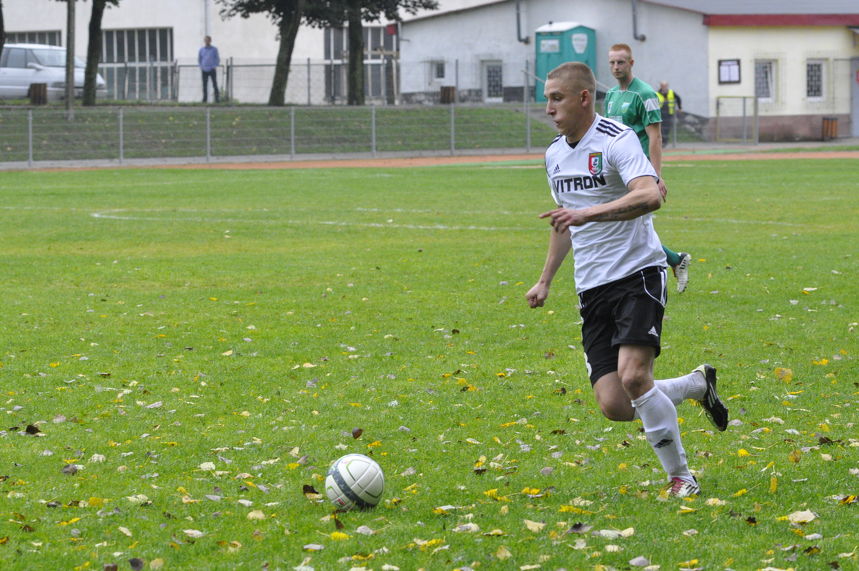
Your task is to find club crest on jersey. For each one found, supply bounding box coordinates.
[588,153,603,175]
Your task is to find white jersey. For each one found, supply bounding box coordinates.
[544,114,666,293]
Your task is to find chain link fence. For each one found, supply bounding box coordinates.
[0,104,556,168]
[714,96,759,144]
[97,59,404,105]
[95,58,536,106]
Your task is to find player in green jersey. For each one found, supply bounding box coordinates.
[604,43,691,293]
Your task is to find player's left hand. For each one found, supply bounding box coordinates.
[657,178,668,201]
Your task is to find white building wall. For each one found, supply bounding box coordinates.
[400,1,532,102]
[3,0,326,103]
[3,0,477,65]
[708,26,857,117]
[400,0,710,114]
[3,0,319,63]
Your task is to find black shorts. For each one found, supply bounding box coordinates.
[578,266,667,385]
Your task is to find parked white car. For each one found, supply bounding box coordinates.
[0,43,106,100]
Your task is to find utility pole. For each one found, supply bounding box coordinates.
[65,0,75,117]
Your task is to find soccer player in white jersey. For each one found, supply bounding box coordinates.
[525,61,727,498]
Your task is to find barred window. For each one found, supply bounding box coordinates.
[324,26,397,61]
[99,28,174,100]
[102,28,172,63]
[806,60,824,100]
[5,30,62,46]
[323,25,396,100]
[754,60,775,101]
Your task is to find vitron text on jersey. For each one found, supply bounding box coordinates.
[552,174,607,194]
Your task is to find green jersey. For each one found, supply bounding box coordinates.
[604,77,662,158]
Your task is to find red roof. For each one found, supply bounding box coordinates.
[704,14,859,26]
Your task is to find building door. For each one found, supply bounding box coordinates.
[483,61,503,103]
[852,58,859,137]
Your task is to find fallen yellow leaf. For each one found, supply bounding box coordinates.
[523,519,546,532]
[774,367,793,382]
[559,505,594,514]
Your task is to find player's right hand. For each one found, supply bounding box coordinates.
[526,283,549,308]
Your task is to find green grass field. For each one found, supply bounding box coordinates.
[0,156,856,570]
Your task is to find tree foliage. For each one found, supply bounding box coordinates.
[217,0,306,106]
[304,0,438,105]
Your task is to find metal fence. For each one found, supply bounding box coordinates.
[95,58,537,107]
[97,59,406,105]
[0,104,555,168]
[714,96,759,144]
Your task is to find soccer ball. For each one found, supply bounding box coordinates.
[325,453,385,510]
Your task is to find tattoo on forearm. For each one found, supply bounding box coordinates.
[590,201,650,221]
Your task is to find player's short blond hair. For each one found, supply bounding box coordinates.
[547,61,596,94]
[609,43,633,59]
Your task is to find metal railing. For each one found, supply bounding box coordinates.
[0,104,556,169]
[715,96,759,144]
[93,57,539,106]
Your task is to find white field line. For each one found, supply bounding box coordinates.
[89,208,820,230]
[0,206,820,230]
[88,208,529,231]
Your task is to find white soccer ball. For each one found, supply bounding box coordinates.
[325,453,385,510]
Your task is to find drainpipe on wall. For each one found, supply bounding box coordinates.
[204,0,211,37]
[516,1,530,44]
[631,0,646,41]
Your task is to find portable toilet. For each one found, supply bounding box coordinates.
[535,22,596,102]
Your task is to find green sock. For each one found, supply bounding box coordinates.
[663,245,681,267]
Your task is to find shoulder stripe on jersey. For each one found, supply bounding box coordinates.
[644,98,661,112]
[596,120,623,137]
[597,120,622,134]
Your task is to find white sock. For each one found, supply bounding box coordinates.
[631,370,706,419]
[631,386,693,481]
[653,370,707,405]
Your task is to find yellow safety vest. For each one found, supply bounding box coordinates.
[657,90,676,115]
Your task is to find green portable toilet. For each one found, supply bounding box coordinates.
[535,22,596,102]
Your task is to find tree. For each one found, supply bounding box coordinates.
[0,1,6,60]
[83,0,119,106]
[52,0,119,106]
[305,0,438,105]
[217,0,306,106]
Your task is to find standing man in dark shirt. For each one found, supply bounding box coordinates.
[657,81,682,147]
